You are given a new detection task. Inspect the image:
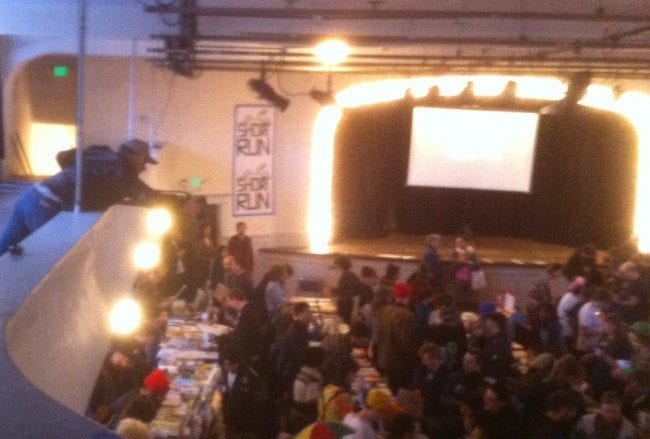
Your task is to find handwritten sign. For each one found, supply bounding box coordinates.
[233,105,274,216]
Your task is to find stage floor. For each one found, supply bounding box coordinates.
[265,234,576,267]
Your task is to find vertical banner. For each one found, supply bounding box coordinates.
[233,105,274,216]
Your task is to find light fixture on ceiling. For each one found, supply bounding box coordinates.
[563,71,591,105]
[415,85,440,102]
[459,81,475,100]
[314,39,351,67]
[164,35,196,78]
[541,70,591,114]
[248,68,290,111]
[310,73,336,105]
[612,84,624,100]
[500,80,517,100]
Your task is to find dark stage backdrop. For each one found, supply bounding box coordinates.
[331,99,637,248]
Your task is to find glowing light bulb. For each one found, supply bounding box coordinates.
[109,297,142,335]
[133,241,160,270]
[314,39,351,66]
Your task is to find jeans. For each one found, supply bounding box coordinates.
[0,186,62,256]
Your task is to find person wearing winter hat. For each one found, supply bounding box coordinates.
[143,368,171,399]
[478,300,497,317]
[374,282,418,392]
[392,282,412,303]
[106,369,171,430]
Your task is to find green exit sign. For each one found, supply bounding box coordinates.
[189,177,202,189]
[53,65,69,77]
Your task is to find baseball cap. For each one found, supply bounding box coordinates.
[119,139,158,164]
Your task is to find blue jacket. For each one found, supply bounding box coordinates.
[44,145,154,211]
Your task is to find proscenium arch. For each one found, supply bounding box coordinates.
[308,75,650,253]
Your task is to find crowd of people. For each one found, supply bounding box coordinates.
[85,206,650,439]
[316,235,650,438]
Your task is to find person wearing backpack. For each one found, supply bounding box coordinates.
[0,139,159,256]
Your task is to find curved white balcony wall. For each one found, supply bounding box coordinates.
[1,205,149,436]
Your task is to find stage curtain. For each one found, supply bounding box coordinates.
[331,101,410,241]
[528,107,637,247]
[331,99,637,249]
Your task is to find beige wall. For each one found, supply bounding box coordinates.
[123,60,325,243]
[6,55,339,246]
[5,56,370,254]
[4,53,650,250]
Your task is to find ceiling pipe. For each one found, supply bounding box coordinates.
[148,50,650,67]
[151,33,650,51]
[150,48,650,67]
[143,6,650,23]
[149,57,650,78]
[149,64,650,80]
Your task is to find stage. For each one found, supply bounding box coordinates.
[286,234,575,266]
[258,234,578,306]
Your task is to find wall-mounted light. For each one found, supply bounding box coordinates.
[133,241,161,270]
[146,208,172,238]
[109,297,142,335]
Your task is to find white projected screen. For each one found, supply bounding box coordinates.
[407,107,539,192]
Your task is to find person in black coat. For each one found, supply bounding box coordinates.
[272,301,314,394]
[226,257,257,310]
[218,348,278,438]
[479,311,515,381]
[332,255,365,324]
[411,342,459,437]
[85,342,139,424]
[224,288,264,366]
[527,389,582,439]
[421,233,443,293]
[478,381,525,439]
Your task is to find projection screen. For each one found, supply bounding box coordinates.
[407,107,540,192]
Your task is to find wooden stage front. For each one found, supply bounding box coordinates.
[258,234,577,304]
[262,234,575,267]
